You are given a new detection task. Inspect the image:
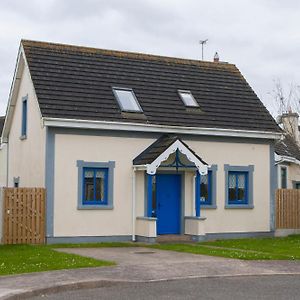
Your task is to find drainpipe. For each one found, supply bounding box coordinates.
[192,174,196,216]
[132,167,136,242]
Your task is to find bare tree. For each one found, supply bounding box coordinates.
[272,80,300,142]
[273,79,300,116]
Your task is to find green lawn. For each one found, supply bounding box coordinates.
[1,236,300,276]
[150,235,300,260]
[0,244,115,276]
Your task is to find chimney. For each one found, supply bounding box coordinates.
[280,112,300,144]
[213,52,219,62]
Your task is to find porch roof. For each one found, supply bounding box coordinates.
[133,134,208,175]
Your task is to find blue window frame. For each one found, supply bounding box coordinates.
[21,96,28,138]
[228,171,248,205]
[196,171,212,205]
[77,160,115,210]
[82,167,108,205]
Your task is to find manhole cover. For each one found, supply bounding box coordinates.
[134,251,156,254]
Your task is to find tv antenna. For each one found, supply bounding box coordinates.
[199,39,208,60]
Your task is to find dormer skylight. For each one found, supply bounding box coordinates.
[178,90,199,107]
[113,87,142,112]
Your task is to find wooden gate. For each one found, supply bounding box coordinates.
[276,189,300,229]
[2,188,46,244]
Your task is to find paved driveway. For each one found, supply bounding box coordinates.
[1,247,300,299]
[58,247,300,281]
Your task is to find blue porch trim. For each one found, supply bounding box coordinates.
[146,174,154,217]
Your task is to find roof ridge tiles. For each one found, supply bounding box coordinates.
[21,39,238,71]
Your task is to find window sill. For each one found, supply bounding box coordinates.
[201,205,217,209]
[20,135,27,140]
[77,204,113,210]
[225,204,254,209]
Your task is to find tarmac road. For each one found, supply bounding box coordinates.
[30,274,300,300]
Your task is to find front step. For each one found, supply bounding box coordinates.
[156,234,192,243]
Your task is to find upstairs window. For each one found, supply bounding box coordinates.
[113,88,142,112]
[178,90,199,107]
[21,96,28,138]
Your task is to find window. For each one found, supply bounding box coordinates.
[228,171,248,205]
[178,90,199,107]
[195,165,218,208]
[198,171,212,205]
[281,167,287,189]
[77,160,115,209]
[21,96,28,138]
[224,165,254,209]
[113,88,142,112]
[83,168,108,205]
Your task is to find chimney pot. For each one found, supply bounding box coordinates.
[214,52,219,62]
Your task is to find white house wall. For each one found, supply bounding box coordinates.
[7,64,46,187]
[0,144,7,187]
[52,132,271,238]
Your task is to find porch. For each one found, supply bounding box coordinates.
[132,134,209,242]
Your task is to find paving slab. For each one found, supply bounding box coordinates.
[1,247,300,299]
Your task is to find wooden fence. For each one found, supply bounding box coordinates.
[276,189,300,229]
[2,188,46,244]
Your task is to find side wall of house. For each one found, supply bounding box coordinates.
[7,64,46,187]
[277,162,300,188]
[50,130,272,239]
[0,144,7,242]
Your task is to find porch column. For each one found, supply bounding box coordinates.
[146,174,153,217]
[195,171,201,217]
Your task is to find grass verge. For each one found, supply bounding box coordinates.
[0,244,115,276]
[149,235,300,260]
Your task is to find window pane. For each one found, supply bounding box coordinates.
[237,174,246,201]
[114,89,141,111]
[95,170,105,201]
[281,167,287,189]
[179,91,198,107]
[84,170,94,201]
[200,174,208,202]
[228,174,236,201]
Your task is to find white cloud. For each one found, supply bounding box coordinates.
[0,0,299,117]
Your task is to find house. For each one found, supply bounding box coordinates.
[275,112,300,189]
[0,116,6,242]
[0,116,7,187]
[1,40,281,243]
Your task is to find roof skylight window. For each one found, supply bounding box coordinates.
[178,90,199,107]
[113,88,142,112]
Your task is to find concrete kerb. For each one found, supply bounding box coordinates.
[1,279,124,300]
[4,272,300,300]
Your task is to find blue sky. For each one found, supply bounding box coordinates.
[0,0,299,116]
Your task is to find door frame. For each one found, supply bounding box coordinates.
[148,170,185,235]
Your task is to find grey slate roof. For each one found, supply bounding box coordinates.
[22,40,280,133]
[275,135,300,161]
[133,134,207,165]
[0,116,5,136]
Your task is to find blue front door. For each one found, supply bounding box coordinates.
[156,174,181,235]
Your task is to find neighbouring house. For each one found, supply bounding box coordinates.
[0,116,6,242]
[1,40,281,243]
[0,116,7,187]
[275,112,300,189]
